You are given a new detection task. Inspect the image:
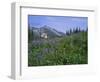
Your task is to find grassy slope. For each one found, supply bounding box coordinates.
[28,32,88,66]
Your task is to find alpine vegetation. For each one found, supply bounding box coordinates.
[28,15,88,66]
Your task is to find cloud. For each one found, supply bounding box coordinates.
[70,17,87,22]
[45,17,57,21]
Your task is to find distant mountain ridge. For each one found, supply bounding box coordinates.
[31,25,65,38]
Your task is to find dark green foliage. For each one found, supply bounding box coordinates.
[28,31,88,66]
[66,27,85,35]
[28,26,33,42]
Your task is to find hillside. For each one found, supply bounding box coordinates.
[30,25,66,40]
[28,32,88,66]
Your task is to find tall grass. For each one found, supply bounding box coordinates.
[28,32,88,66]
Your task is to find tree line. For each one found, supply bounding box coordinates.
[66,27,88,35]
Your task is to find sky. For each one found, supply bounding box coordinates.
[28,15,88,33]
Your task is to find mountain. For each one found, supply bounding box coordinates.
[31,25,66,39]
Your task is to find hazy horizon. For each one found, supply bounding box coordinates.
[28,15,88,33]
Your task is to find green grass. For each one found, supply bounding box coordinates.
[28,32,88,66]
